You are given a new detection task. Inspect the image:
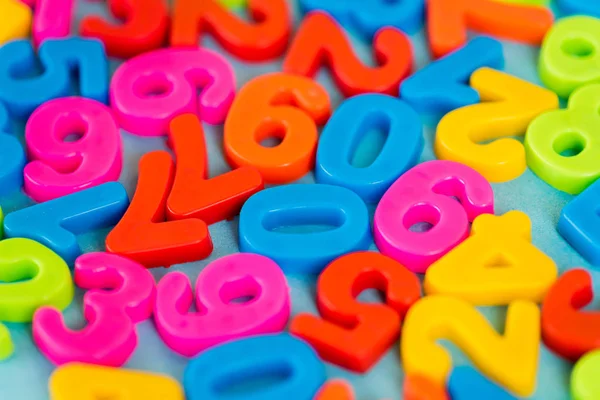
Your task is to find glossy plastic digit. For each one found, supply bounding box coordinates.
[34,253,155,366]
[31,0,73,46]
[315,380,355,400]
[4,182,128,266]
[556,0,600,18]
[291,251,421,372]
[24,97,122,202]
[373,160,494,273]
[155,253,289,357]
[0,322,12,361]
[220,0,245,7]
[239,184,371,274]
[449,366,517,400]
[184,334,325,400]
[171,0,291,62]
[572,350,600,400]
[0,103,25,196]
[110,48,235,136]
[224,73,331,184]
[316,94,423,203]
[166,114,263,225]
[0,38,108,118]
[0,0,31,46]
[404,375,449,400]
[80,0,169,58]
[283,12,413,97]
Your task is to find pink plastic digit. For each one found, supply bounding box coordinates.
[373,160,494,273]
[24,97,122,203]
[154,253,290,357]
[110,48,236,136]
[32,252,156,366]
[31,0,74,46]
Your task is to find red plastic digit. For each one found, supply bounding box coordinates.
[170,0,291,62]
[166,114,263,225]
[404,375,449,400]
[282,12,413,97]
[290,251,421,372]
[105,151,213,268]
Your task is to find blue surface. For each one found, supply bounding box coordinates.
[0,1,590,399]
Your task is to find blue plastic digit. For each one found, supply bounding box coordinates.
[184,333,326,400]
[400,37,504,116]
[3,182,129,265]
[0,38,108,118]
[298,0,424,37]
[449,366,517,400]
[239,184,371,274]
[0,103,25,196]
[556,0,600,18]
[316,94,423,203]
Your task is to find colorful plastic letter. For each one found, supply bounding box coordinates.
[224,73,331,184]
[110,48,235,136]
[4,182,128,265]
[402,295,540,396]
[400,37,504,116]
[166,114,263,225]
[316,94,423,203]
[291,251,421,372]
[525,84,600,194]
[283,12,412,97]
[424,211,558,305]
[539,16,600,98]
[171,0,291,62]
[373,160,494,273]
[404,375,449,400]
[0,38,107,118]
[0,0,31,46]
[556,0,600,18]
[572,350,600,400]
[34,253,155,366]
[155,253,289,357]
[435,68,558,182]
[0,103,25,196]
[106,152,213,268]
[80,0,169,58]
[49,363,184,400]
[239,184,371,274]
[449,366,518,400]
[31,0,73,46]
[24,97,122,202]
[184,334,325,400]
[427,0,553,58]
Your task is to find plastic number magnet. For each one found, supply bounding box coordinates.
[449,366,517,400]
[49,363,184,400]
[427,0,553,58]
[166,114,263,225]
[224,73,331,184]
[110,48,235,136]
[525,84,600,195]
[557,0,600,18]
[291,251,420,372]
[184,334,325,400]
[402,296,540,397]
[171,0,291,62]
[106,152,213,268]
[0,103,25,197]
[404,375,449,400]
[239,184,371,274]
[0,0,31,46]
[80,0,169,58]
[373,160,494,274]
[316,380,355,400]
[4,182,129,266]
[155,253,289,357]
[316,94,423,203]
[0,38,107,118]
[24,97,122,202]
[31,0,73,46]
[572,350,600,400]
[34,253,155,366]
[539,16,600,99]
[283,12,412,97]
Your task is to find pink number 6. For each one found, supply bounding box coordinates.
[24,97,122,202]
[32,252,156,366]
[154,253,290,357]
[373,160,494,273]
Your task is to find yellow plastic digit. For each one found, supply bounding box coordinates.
[435,67,558,182]
[401,295,540,397]
[0,0,32,45]
[424,211,557,305]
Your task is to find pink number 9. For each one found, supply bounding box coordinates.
[373,160,494,273]
[110,48,236,136]
[154,253,290,357]
[24,97,122,202]
[32,252,156,366]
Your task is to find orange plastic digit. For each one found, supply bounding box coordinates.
[171,0,291,62]
[282,12,413,97]
[224,73,331,183]
[315,380,397,400]
[404,375,449,400]
[291,251,421,373]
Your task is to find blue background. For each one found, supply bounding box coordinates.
[0,0,590,399]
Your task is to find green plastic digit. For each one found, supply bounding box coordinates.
[0,323,12,361]
[539,16,600,98]
[219,0,246,8]
[572,350,600,400]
